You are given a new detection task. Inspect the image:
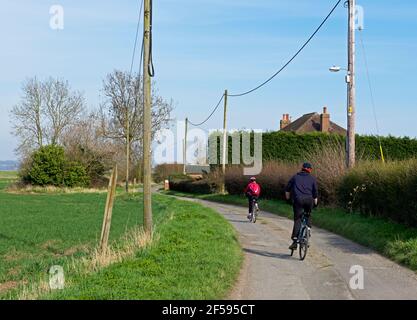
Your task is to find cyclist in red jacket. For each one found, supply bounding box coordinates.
[244,177,261,219]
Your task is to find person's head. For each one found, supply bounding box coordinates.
[250,177,257,182]
[301,162,313,173]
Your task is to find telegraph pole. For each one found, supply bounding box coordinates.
[221,90,228,194]
[183,118,188,175]
[347,0,356,168]
[143,0,152,233]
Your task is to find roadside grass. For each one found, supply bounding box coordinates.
[163,190,417,272]
[44,199,242,300]
[0,176,242,299]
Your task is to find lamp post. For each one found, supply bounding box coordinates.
[329,65,354,168]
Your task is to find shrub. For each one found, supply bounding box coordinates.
[338,160,417,227]
[225,161,298,200]
[64,162,90,187]
[169,174,216,194]
[25,145,66,186]
[23,145,90,188]
[304,139,353,204]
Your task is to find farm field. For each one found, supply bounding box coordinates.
[0,173,241,299]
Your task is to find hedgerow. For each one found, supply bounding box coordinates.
[212,131,417,163]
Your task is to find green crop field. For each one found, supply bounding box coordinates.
[0,174,242,299]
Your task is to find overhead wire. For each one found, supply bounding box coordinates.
[187,0,343,131]
[126,0,145,232]
[187,94,225,127]
[129,0,144,77]
[148,0,155,77]
[227,0,343,97]
[358,29,385,162]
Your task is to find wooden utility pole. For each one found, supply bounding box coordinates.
[347,0,356,168]
[143,0,152,233]
[183,118,188,175]
[100,165,118,252]
[221,90,228,194]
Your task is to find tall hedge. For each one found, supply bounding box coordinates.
[338,160,417,227]
[211,131,417,164]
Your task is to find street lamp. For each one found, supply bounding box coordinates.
[329,64,353,167]
[329,65,351,83]
[329,65,343,72]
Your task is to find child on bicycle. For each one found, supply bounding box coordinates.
[285,163,318,250]
[244,177,261,220]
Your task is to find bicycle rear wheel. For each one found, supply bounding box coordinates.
[251,201,257,223]
[299,228,309,261]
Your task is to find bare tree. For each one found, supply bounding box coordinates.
[10,78,44,154]
[43,78,84,145]
[62,112,118,186]
[10,77,85,155]
[100,70,173,191]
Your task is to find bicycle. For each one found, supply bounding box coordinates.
[248,198,260,223]
[290,210,311,260]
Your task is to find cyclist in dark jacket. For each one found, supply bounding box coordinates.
[285,162,318,250]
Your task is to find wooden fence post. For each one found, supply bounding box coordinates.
[100,165,118,252]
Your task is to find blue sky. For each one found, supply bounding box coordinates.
[1,0,417,160]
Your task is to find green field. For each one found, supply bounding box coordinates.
[164,190,417,272]
[0,173,242,299]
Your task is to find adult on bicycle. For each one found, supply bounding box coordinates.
[244,177,261,220]
[285,162,318,250]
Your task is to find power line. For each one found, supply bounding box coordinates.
[358,31,379,134]
[228,0,342,97]
[188,93,225,127]
[126,0,145,229]
[129,0,144,77]
[126,0,144,109]
[358,29,385,162]
[148,0,155,77]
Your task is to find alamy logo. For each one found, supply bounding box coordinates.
[49,265,65,290]
[49,5,64,30]
[355,5,365,30]
[154,121,263,175]
[349,265,364,290]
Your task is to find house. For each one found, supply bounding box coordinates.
[279,107,346,135]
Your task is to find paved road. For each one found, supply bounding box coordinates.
[176,197,417,300]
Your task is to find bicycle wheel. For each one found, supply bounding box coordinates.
[299,227,308,261]
[250,201,257,223]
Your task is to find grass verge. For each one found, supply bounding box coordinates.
[163,190,417,272]
[42,197,242,300]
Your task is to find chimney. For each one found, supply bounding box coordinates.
[320,107,330,132]
[280,113,291,130]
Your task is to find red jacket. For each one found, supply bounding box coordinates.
[244,182,261,197]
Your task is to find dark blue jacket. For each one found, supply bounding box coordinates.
[285,172,318,200]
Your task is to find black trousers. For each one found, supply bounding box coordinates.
[247,194,258,213]
[291,197,313,240]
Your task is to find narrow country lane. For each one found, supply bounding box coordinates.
[176,197,417,300]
